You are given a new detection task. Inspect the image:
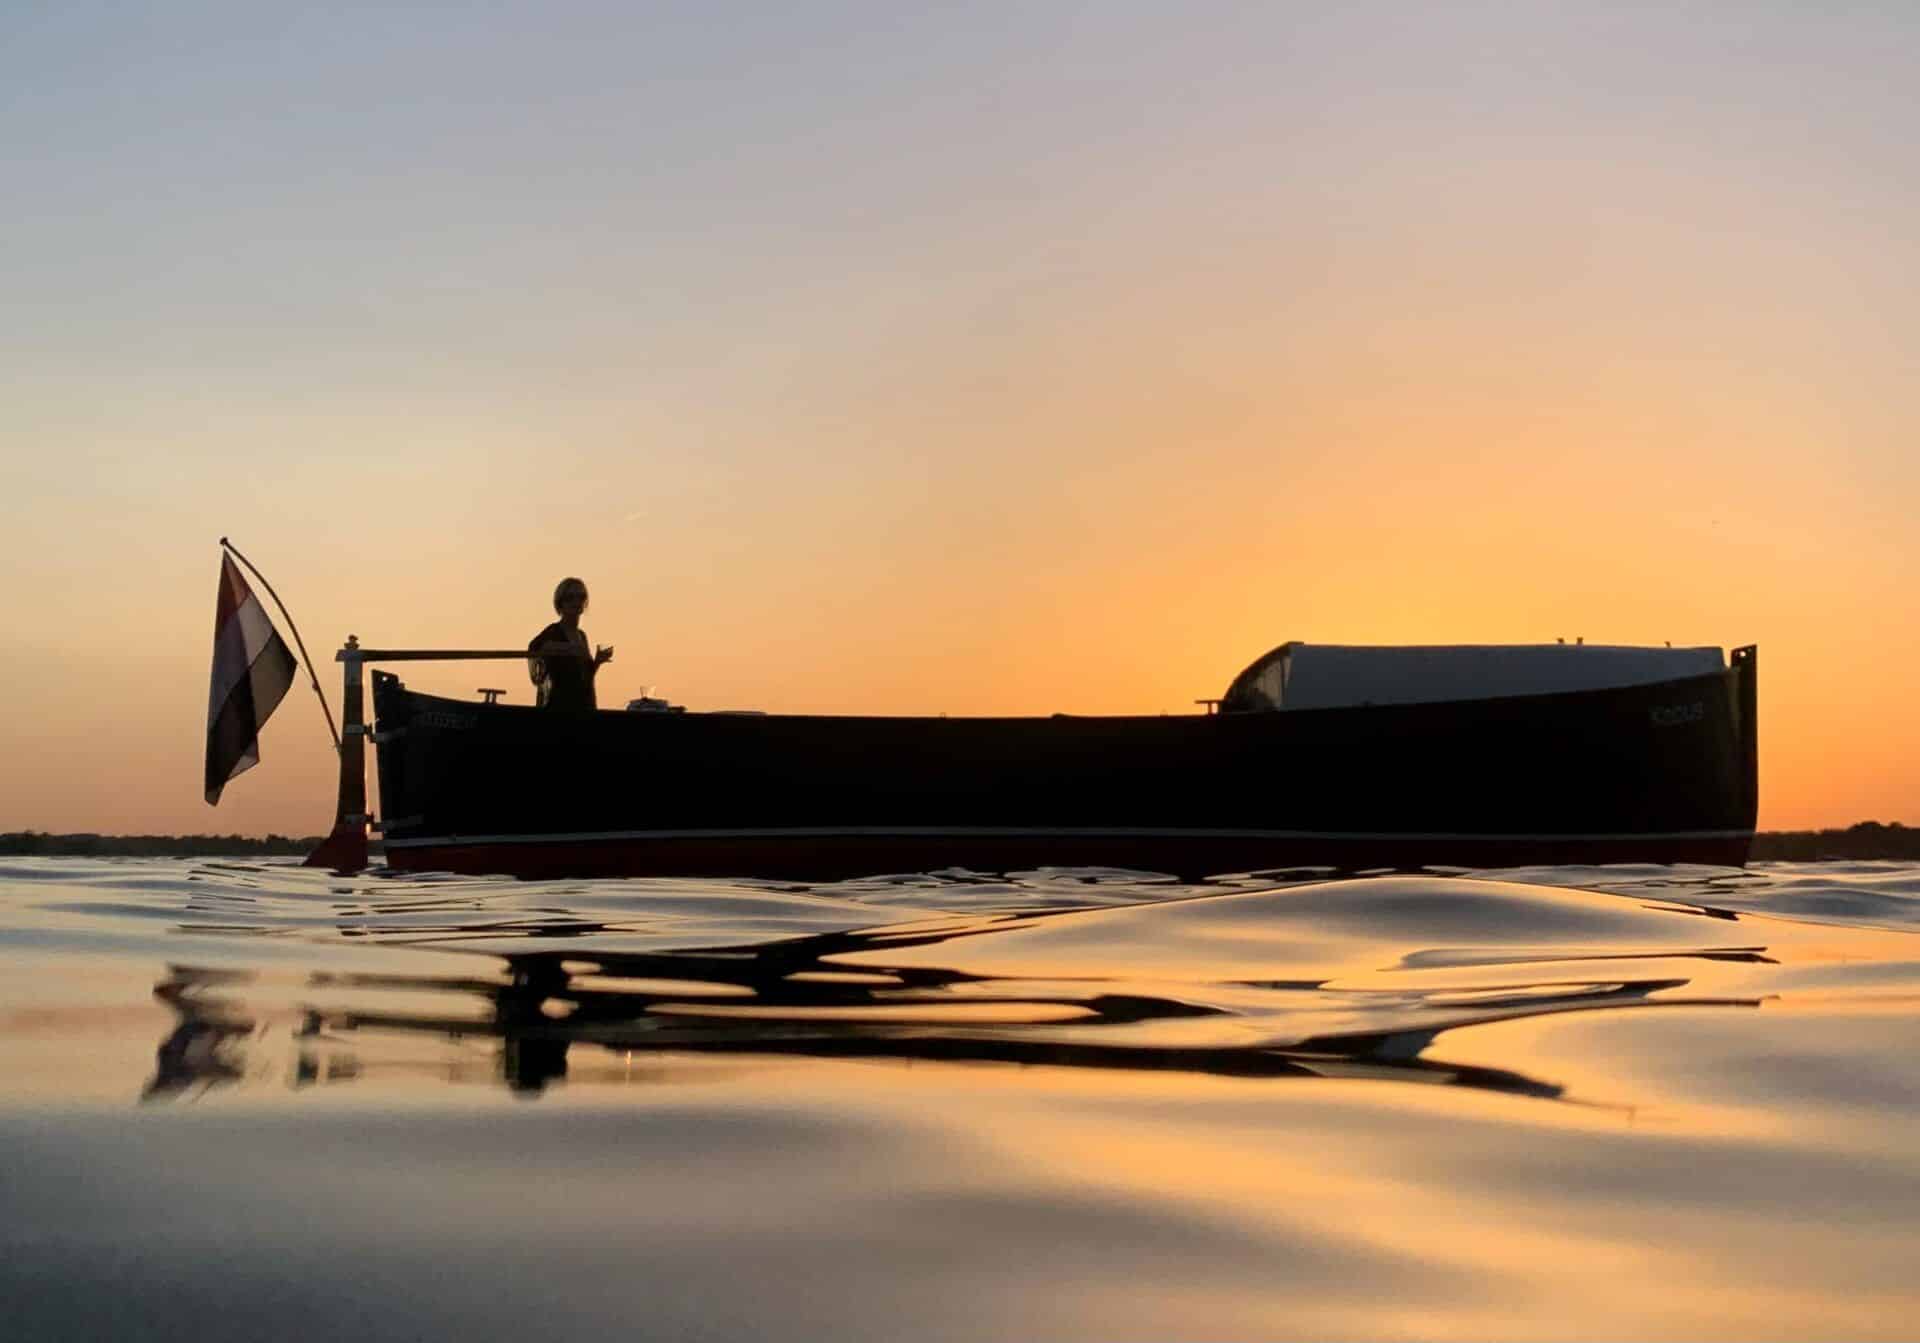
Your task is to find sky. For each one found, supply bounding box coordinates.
[2,1,1915,836]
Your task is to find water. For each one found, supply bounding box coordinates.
[4,858,1918,1340]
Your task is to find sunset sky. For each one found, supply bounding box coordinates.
[3,2,1915,836]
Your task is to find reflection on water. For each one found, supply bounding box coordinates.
[144,888,1773,1104]
[5,858,1920,1340]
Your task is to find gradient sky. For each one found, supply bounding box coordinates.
[2,1,1915,836]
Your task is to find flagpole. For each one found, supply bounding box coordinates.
[219,538,342,753]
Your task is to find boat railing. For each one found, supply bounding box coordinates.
[338,647,575,661]
[307,638,594,872]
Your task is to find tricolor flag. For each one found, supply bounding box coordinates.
[205,552,298,804]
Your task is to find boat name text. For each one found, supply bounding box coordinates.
[1649,701,1706,727]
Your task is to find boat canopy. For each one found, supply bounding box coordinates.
[1220,643,1725,712]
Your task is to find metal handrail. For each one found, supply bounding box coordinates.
[338,647,588,662]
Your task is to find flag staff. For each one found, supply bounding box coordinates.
[219,537,341,752]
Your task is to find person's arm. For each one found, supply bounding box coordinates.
[539,633,610,674]
[530,628,593,660]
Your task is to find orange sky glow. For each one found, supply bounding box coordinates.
[2,4,1915,836]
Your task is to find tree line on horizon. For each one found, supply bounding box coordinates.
[2,823,1916,861]
[1747,820,1919,861]
[1,831,345,857]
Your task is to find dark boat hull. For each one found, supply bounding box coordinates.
[371,648,1757,879]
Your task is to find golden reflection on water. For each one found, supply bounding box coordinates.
[31,874,1912,1110]
[4,861,1920,1339]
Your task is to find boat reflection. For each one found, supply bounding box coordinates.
[143,913,1762,1105]
[144,969,255,1101]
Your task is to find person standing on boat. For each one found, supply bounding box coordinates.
[528,577,613,710]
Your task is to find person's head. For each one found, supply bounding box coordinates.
[553,577,589,617]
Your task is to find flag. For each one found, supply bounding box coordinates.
[205,552,298,804]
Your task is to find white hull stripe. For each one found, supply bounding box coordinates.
[384,826,1754,849]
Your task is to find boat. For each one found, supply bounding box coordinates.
[312,640,1757,879]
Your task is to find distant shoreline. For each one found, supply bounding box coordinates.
[2,823,1915,862]
[0,832,348,858]
[1747,822,1920,861]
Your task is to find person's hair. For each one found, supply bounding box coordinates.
[553,577,589,613]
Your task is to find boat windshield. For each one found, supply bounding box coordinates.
[1220,646,1293,712]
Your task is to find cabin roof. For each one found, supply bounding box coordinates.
[1223,643,1725,712]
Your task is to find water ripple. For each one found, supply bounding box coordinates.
[3,857,1919,1339]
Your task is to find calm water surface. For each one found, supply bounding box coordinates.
[3,857,1918,1340]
